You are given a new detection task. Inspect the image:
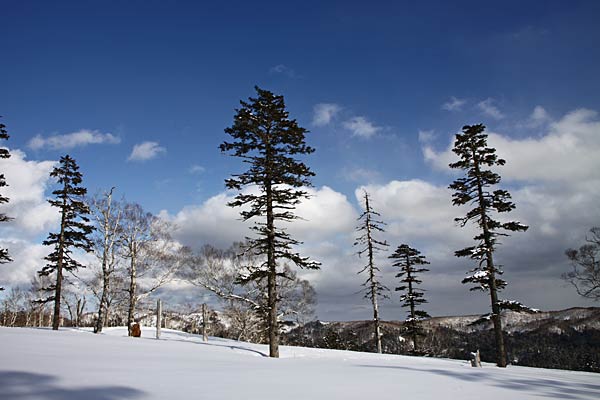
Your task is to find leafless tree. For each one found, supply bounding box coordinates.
[183,243,317,342]
[120,202,180,335]
[87,188,123,333]
[564,226,600,301]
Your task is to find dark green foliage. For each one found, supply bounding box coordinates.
[390,244,430,352]
[0,118,13,287]
[38,155,94,330]
[220,86,319,357]
[564,226,600,300]
[449,124,529,367]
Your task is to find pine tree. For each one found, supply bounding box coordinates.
[0,118,12,289]
[389,244,430,353]
[220,86,320,358]
[449,124,529,367]
[38,155,94,330]
[354,190,388,354]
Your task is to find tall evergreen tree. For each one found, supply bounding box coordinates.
[220,86,320,358]
[354,190,388,354]
[38,155,94,330]
[449,124,529,367]
[389,244,430,353]
[0,118,12,290]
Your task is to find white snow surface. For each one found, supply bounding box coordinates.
[2,326,599,400]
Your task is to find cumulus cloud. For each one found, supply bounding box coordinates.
[0,149,58,235]
[441,96,466,111]
[128,141,166,162]
[527,105,552,127]
[425,108,600,183]
[28,129,121,150]
[312,103,342,127]
[477,98,504,119]
[0,240,49,288]
[418,129,435,143]
[162,186,358,250]
[0,149,62,289]
[412,108,600,314]
[343,116,381,139]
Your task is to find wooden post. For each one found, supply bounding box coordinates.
[202,303,208,342]
[156,299,162,340]
[470,349,482,367]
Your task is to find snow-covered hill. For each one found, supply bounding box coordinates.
[422,307,600,333]
[1,326,599,400]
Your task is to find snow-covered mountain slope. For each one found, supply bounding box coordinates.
[422,307,600,333]
[1,326,599,400]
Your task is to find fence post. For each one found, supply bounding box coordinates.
[156,299,162,339]
[202,303,208,342]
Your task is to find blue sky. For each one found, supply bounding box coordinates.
[1,1,600,320]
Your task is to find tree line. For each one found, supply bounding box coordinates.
[1,89,599,367]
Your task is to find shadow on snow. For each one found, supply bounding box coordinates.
[0,371,145,400]
[357,364,600,400]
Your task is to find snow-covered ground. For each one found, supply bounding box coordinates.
[1,326,598,400]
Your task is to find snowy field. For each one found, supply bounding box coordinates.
[1,326,599,400]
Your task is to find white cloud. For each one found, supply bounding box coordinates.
[162,185,358,250]
[425,108,600,183]
[341,167,381,183]
[128,141,166,162]
[28,129,121,150]
[312,103,342,127]
[477,98,505,119]
[441,96,466,111]
[343,116,381,139]
[527,105,552,127]
[0,240,48,288]
[269,64,297,78]
[189,165,205,174]
[418,129,435,143]
[0,149,58,235]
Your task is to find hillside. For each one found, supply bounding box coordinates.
[284,307,600,372]
[1,326,599,400]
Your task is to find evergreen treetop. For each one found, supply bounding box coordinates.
[39,155,94,295]
[0,118,12,288]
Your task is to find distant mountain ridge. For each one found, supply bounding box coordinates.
[282,307,600,372]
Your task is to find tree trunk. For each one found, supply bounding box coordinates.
[202,303,208,342]
[52,188,69,331]
[127,245,137,336]
[365,195,382,354]
[95,276,109,333]
[266,179,279,358]
[156,299,162,339]
[473,152,507,368]
[406,254,418,352]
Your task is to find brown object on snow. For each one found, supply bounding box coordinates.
[131,323,142,337]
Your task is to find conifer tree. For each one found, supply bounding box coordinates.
[38,155,94,330]
[389,244,430,353]
[0,118,12,290]
[449,124,529,367]
[220,86,320,358]
[354,190,388,354]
